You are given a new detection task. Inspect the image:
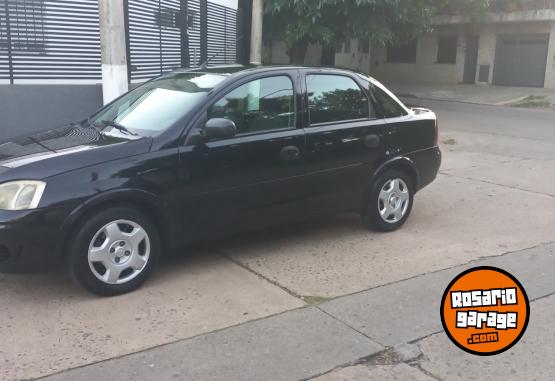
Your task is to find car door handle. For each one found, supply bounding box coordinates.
[341,137,360,144]
[280,145,301,162]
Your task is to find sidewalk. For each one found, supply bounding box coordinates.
[386,81,555,108]
[42,242,555,381]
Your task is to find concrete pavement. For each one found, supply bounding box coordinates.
[221,166,555,298]
[387,81,555,108]
[219,116,555,298]
[0,252,304,380]
[316,292,555,381]
[1,100,554,380]
[42,242,555,381]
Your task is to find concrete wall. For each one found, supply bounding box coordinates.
[265,40,289,64]
[0,85,103,141]
[265,40,324,66]
[370,27,466,84]
[335,39,371,72]
[305,43,323,66]
[265,38,370,69]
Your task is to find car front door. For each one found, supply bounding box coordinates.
[302,71,386,214]
[178,71,307,239]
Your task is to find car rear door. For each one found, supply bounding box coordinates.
[302,70,386,213]
[178,70,307,239]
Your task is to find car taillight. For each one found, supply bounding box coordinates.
[434,117,439,146]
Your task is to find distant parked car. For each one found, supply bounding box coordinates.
[0,65,441,295]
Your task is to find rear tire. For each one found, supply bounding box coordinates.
[67,207,160,296]
[363,169,414,232]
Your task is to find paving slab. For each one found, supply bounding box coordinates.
[319,265,457,346]
[313,364,435,381]
[439,148,520,172]
[417,294,555,381]
[0,252,304,381]
[319,242,555,347]
[43,307,383,381]
[442,154,555,197]
[440,129,555,161]
[220,172,555,298]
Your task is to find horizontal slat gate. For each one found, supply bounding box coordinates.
[0,0,102,83]
[126,0,237,82]
[188,0,201,67]
[0,0,237,84]
[0,2,9,82]
[207,1,236,65]
[126,0,182,82]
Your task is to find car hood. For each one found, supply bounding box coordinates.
[0,125,152,180]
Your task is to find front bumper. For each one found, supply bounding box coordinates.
[0,207,69,273]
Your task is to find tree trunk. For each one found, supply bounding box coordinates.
[288,40,309,64]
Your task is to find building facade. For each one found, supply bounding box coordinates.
[0,0,240,137]
[371,8,555,88]
[266,5,555,89]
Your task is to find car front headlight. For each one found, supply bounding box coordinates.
[0,181,47,210]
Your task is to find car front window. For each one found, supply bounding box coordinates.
[91,73,227,137]
[208,76,296,135]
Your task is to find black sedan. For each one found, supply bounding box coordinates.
[0,65,441,295]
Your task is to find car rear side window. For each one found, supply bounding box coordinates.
[306,74,370,125]
[208,76,295,134]
[371,84,408,118]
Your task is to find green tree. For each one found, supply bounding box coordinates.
[264,0,493,64]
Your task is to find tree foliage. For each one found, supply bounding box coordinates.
[264,0,498,63]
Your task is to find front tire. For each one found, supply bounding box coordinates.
[67,207,160,296]
[363,170,414,232]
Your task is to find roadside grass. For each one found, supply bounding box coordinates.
[511,95,554,109]
[301,295,333,305]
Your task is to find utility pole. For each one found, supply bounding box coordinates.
[98,0,129,104]
[249,0,263,65]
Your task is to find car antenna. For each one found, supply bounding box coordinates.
[199,35,245,70]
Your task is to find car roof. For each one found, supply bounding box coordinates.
[158,64,379,96]
[172,64,367,78]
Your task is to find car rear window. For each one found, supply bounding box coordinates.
[306,74,371,125]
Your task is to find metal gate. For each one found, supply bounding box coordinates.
[492,34,549,88]
[125,0,238,83]
[207,1,236,65]
[0,0,238,84]
[0,0,102,84]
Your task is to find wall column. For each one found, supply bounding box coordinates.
[474,25,496,86]
[545,20,555,88]
[249,0,263,65]
[99,0,129,104]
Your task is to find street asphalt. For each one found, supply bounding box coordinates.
[1,99,554,380]
[404,98,555,144]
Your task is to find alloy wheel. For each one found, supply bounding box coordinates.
[87,219,151,285]
[378,178,410,224]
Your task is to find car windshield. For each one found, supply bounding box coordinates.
[90,72,228,137]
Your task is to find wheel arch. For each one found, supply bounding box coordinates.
[373,157,419,191]
[60,189,170,261]
[361,156,419,216]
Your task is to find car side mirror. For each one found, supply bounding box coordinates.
[204,118,237,140]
